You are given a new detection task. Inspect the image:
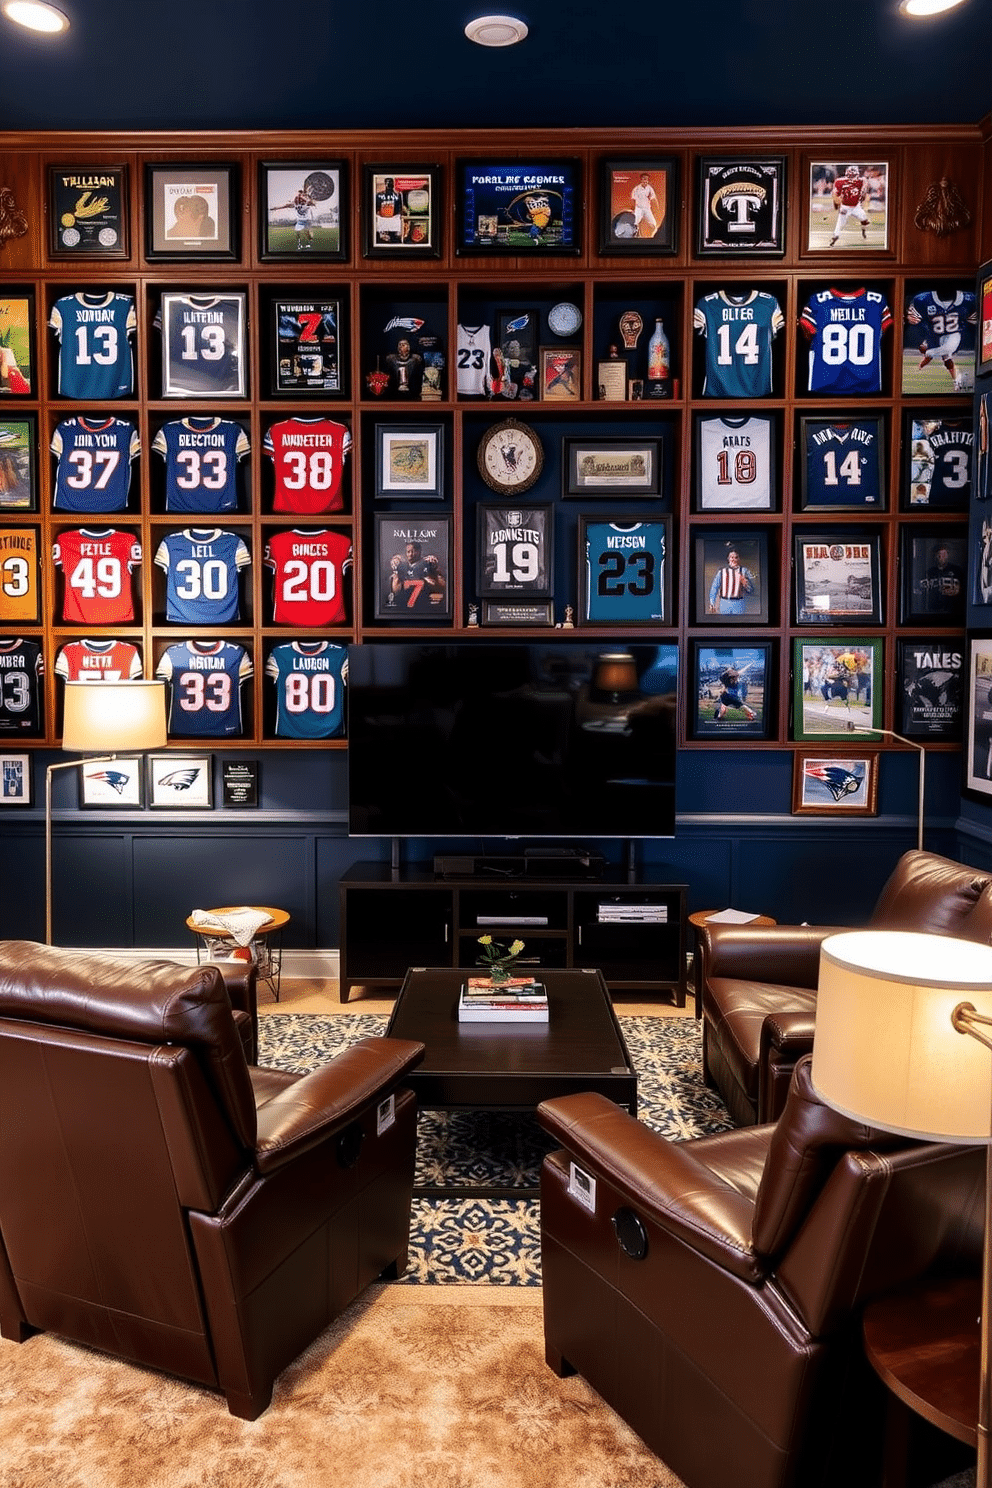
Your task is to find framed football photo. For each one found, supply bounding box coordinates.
[0,754,31,806]
[806,160,890,253]
[270,298,344,396]
[902,283,977,396]
[258,161,347,261]
[48,164,128,259]
[456,160,582,255]
[579,516,671,627]
[144,163,239,261]
[693,529,769,625]
[965,635,992,801]
[374,514,451,621]
[690,642,773,741]
[902,412,972,510]
[477,504,553,602]
[799,415,885,511]
[599,160,678,255]
[900,527,967,625]
[792,637,882,742]
[793,532,883,626]
[696,156,785,257]
[363,166,439,258]
[0,416,37,510]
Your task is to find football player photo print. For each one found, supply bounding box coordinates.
[259,162,346,261]
[374,514,451,621]
[807,161,889,252]
[600,160,678,254]
[691,643,771,740]
[792,638,882,741]
[965,637,992,800]
[902,284,977,396]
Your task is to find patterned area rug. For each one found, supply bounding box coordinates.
[257,1014,731,1287]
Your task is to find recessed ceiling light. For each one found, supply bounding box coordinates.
[465,14,528,47]
[899,0,965,14]
[1,0,70,32]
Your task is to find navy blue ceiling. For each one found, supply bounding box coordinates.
[0,0,990,133]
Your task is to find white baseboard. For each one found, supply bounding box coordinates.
[74,946,341,981]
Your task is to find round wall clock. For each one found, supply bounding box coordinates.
[548,301,582,337]
[477,418,544,495]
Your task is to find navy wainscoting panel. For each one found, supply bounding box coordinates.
[55,835,131,946]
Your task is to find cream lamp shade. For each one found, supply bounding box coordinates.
[811,930,992,1142]
[61,681,167,754]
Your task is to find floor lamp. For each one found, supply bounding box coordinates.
[46,681,167,945]
[846,723,926,852]
[811,929,992,1487]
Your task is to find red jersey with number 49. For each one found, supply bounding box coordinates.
[52,527,142,623]
[264,418,351,514]
[264,528,352,625]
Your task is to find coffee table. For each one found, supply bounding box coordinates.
[385,966,637,1198]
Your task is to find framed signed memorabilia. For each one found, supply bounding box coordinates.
[965,635,992,800]
[0,416,36,510]
[900,526,967,625]
[696,157,785,257]
[793,531,883,626]
[897,639,962,740]
[0,754,31,806]
[375,424,444,499]
[693,413,776,512]
[902,283,977,396]
[144,163,238,261]
[363,166,439,258]
[693,529,769,625]
[374,514,451,621]
[799,415,885,511]
[901,412,972,510]
[792,753,877,816]
[456,160,581,254]
[792,637,882,742]
[690,643,773,741]
[806,160,890,252]
[270,298,344,396]
[562,437,661,499]
[539,347,581,401]
[48,165,128,258]
[148,753,213,809]
[258,161,347,261]
[0,296,34,398]
[477,504,553,601]
[579,517,671,627]
[600,160,678,255]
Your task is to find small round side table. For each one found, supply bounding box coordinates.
[186,905,290,1002]
[688,910,777,1019]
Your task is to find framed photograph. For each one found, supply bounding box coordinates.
[562,437,662,499]
[901,412,972,510]
[806,160,889,252]
[148,753,213,809]
[0,295,34,397]
[974,511,992,607]
[270,298,344,396]
[144,163,238,261]
[79,756,143,808]
[792,753,878,815]
[48,164,128,258]
[540,347,581,401]
[902,284,977,396]
[0,753,31,806]
[374,513,451,621]
[978,262,992,377]
[456,159,582,255]
[258,160,347,261]
[0,416,37,510]
[363,166,439,258]
[900,527,967,625]
[696,156,785,257]
[965,635,992,800]
[375,424,444,499]
[897,638,963,740]
[792,638,883,742]
[799,415,885,511]
[599,159,679,255]
[690,642,773,740]
[694,413,776,512]
[477,503,554,601]
[693,529,769,624]
[579,516,671,627]
[160,291,247,399]
[793,532,883,625]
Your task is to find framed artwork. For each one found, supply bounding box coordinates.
[974,512,992,607]
[599,159,679,255]
[901,412,972,510]
[693,529,769,624]
[690,642,773,740]
[374,513,451,621]
[0,294,34,397]
[47,164,128,258]
[965,635,992,800]
[696,156,785,257]
[148,753,213,809]
[0,416,37,510]
[270,298,344,396]
[694,413,776,512]
[159,291,247,399]
[477,503,554,601]
[806,160,890,252]
[455,159,582,255]
[579,516,671,627]
[258,160,347,261]
[144,163,238,261]
[978,261,992,377]
[562,437,662,499]
[791,753,878,816]
[793,532,883,626]
[375,423,445,499]
[900,527,967,625]
[539,347,581,401]
[897,638,963,740]
[362,166,439,258]
[902,284,977,396]
[792,637,883,742]
[79,756,143,808]
[0,524,40,623]
[0,753,31,806]
[799,415,885,511]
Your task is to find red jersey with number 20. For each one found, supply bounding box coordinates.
[264,528,352,625]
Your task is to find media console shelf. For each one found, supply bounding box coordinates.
[339,863,687,1005]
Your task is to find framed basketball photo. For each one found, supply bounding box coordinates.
[258,161,348,261]
[599,159,679,255]
[696,156,785,257]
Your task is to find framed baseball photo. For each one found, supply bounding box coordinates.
[978,262,992,378]
[792,637,883,742]
[477,503,553,602]
[693,529,769,625]
[562,437,662,499]
[579,516,671,627]
[806,160,890,253]
[362,166,439,258]
[148,753,213,809]
[0,416,37,510]
[159,291,247,399]
[900,526,967,625]
[375,423,444,499]
[696,156,785,257]
[965,635,992,801]
[48,164,128,259]
[79,755,143,809]
[690,642,773,741]
[258,161,347,261]
[374,513,451,621]
[897,638,963,740]
[270,298,344,396]
[793,532,883,626]
[0,753,31,806]
[456,159,582,255]
[901,412,972,510]
[599,159,678,255]
[693,413,776,512]
[144,163,239,261]
[0,295,34,398]
[539,347,581,401]
[792,753,878,816]
[798,415,885,511]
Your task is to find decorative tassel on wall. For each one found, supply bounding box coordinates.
[0,187,28,249]
[914,178,972,237]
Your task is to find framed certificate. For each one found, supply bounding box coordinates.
[562,437,661,499]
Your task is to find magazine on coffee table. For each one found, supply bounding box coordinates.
[458,978,549,1023]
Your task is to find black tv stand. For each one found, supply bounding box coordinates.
[433,848,606,881]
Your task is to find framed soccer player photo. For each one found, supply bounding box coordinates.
[270,298,344,397]
[160,291,247,399]
[0,416,37,510]
[897,638,963,741]
[144,164,239,261]
[791,753,878,817]
[693,529,769,625]
[79,755,143,809]
[900,526,967,625]
[579,516,671,628]
[690,642,773,741]
[964,635,992,801]
[562,437,662,499]
[798,415,885,512]
[693,413,777,512]
[695,156,786,257]
[793,532,883,626]
[374,513,451,621]
[902,283,977,396]
[901,412,972,510]
[0,295,34,398]
[362,165,440,259]
[599,159,679,256]
[0,754,31,807]
[148,754,213,809]
[792,637,883,743]
[476,503,554,602]
[375,424,444,499]
[806,160,890,253]
[977,262,992,378]
[47,164,128,259]
[539,347,581,401]
[258,161,348,262]
[455,160,582,255]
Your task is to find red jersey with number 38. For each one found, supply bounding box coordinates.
[264,417,352,514]
[264,528,352,626]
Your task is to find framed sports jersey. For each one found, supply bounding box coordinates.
[265,416,351,514]
[476,504,553,602]
[563,437,662,498]
[154,527,250,624]
[375,424,444,499]
[792,637,883,742]
[54,638,142,684]
[694,413,776,511]
[49,291,135,400]
[690,642,773,741]
[270,298,344,396]
[52,526,142,624]
[901,413,972,510]
[265,527,354,626]
[79,755,143,808]
[897,639,963,741]
[158,292,247,398]
[799,287,892,396]
[156,639,252,738]
[258,161,348,262]
[147,754,213,809]
[793,532,883,626]
[264,641,348,740]
[51,415,139,513]
[363,165,440,259]
[599,159,678,255]
[806,161,890,253]
[0,417,37,510]
[144,163,238,261]
[0,753,31,806]
[0,638,44,736]
[900,527,967,625]
[153,417,250,513]
[0,525,40,623]
[0,295,34,397]
[693,529,769,625]
[374,514,451,621]
[579,517,671,627]
[799,415,885,511]
[47,165,128,259]
[693,289,784,397]
[695,157,785,257]
[902,285,977,395]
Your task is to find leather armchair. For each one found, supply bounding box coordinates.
[538,1056,985,1488]
[698,850,992,1126]
[0,940,424,1419]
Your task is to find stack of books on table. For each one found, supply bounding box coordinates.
[458,977,549,1023]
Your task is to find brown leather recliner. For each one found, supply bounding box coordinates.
[0,940,424,1419]
[538,1056,985,1488]
[698,849,992,1126]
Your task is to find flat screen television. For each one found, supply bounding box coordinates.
[347,641,678,839]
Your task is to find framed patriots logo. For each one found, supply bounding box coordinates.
[79,757,143,808]
[791,754,878,816]
[148,754,213,809]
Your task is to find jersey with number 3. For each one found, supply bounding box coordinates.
[49,292,136,399]
[51,416,140,513]
[0,638,43,734]
[265,641,347,739]
[0,529,39,622]
[800,287,892,394]
[156,639,252,736]
[152,417,249,512]
[52,527,142,623]
[264,417,351,513]
[693,290,783,397]
[264,528,352,625]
